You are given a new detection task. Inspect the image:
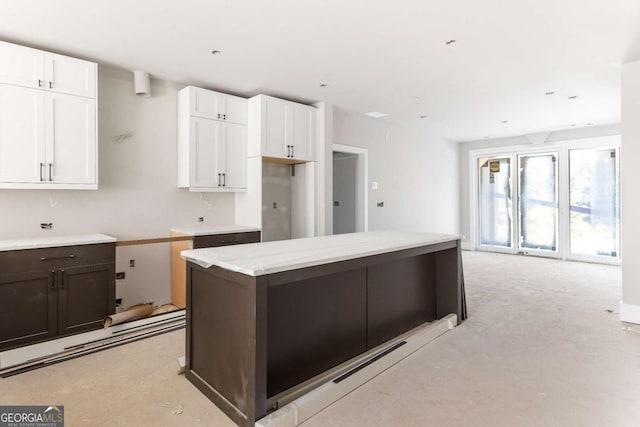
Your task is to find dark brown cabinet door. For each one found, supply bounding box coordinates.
[57,264,115,336]
[0,270,57,350]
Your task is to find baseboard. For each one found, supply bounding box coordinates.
[461,241,475,251]
[620,302,640,324]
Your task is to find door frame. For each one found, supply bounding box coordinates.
[469,135,620,265]
[332,144,369,233]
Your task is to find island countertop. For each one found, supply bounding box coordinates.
[181,230,462,276]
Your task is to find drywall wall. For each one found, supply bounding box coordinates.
[621,60,640,323]
[333,154,357,234]
[0,65,235,308]
[262,162,291,242]
[332,109,459,234]
[458,123,621,247]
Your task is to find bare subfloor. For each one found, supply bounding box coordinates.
[2,252,639,426]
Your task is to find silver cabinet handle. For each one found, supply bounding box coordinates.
[217,113,221,119]
[49,81,53,89]
[38,79,43,88]
[291,145,294,158]
[40,162,45,182]
[41,254,76,261]
[223,114,227,120]
[48,163,53,181]
[222,173,226,187]
[51,270,56,290]
[217,173,221,186]
[59,269,65,290]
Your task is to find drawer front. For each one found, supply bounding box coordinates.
[0,243,115,275]
[193,231,260,249]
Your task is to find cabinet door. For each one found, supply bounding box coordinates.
[57,264,115,336]
[262,96,288,159]
[190,87,219,120]
[45,92,96,184]
[0,41,44,89]
[190,117,222,188]
[221,94,248,125]
[0,84,46,184]
[220,122,247,188]
[0,270,57,350]
[290,103,316,161]
[44,53,96,98]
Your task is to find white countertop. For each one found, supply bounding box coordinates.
[0,234,117,252]
[181,230,462,276]
[171,225,260,236]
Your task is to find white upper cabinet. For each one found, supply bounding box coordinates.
[0,41,98,189]
[0,41,96,98]
[45,53,96,98]
[248,95,316,162]
[188,86,247,125]
[0,84,45,183]
[0,41,44,89]
[178,86,248,192]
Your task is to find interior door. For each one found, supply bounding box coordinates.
[518,153,559,253]
[478,156,513,249]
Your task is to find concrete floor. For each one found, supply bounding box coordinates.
[2,251,640,426]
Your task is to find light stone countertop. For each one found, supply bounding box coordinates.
[171,225,261,236]
[0,234,117,251]
[181,230,462,276]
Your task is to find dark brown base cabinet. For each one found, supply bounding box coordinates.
[0,243,115,351]
[186,239,466,427]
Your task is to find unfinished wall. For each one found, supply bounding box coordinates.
[261,162,291,242]
[332,109,459,235]
[0,65,235,308]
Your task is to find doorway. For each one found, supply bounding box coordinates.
[332,144,368,234]
[473,136,620,263]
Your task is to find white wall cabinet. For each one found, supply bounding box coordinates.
[249,95,316,162]
[178,86,248,192]
[0,41,98,190]
[188,86,247,125]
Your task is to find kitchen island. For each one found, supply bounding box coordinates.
[181,231,466,427]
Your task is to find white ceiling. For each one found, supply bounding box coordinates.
[1,0,639,142]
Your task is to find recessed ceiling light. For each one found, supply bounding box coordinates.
[419,115,427,119]
[211,50,222,55]
[568,95,578,100]
[501,120,509,124]
[320,83,328,88]
[545,91,555,96]
[364,111,388,118]
[446,39,457,45]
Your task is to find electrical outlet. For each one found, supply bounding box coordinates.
[116,272,126,280]
[129,259,136,268]
[115,298,123,305]
[377,202,384,207]
[273,202,277,209]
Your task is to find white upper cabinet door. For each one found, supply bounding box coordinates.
[189,86,247,124]
[221,94,248,125]
[0,41,44,89]
[262,96,288,159]
[190,87,218,120]
[220,123,247,189]
[0,84,45,183]
[289,103,316,162]
[45,92,96,184]
[45,53,96,98]
[190,117,221,189]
